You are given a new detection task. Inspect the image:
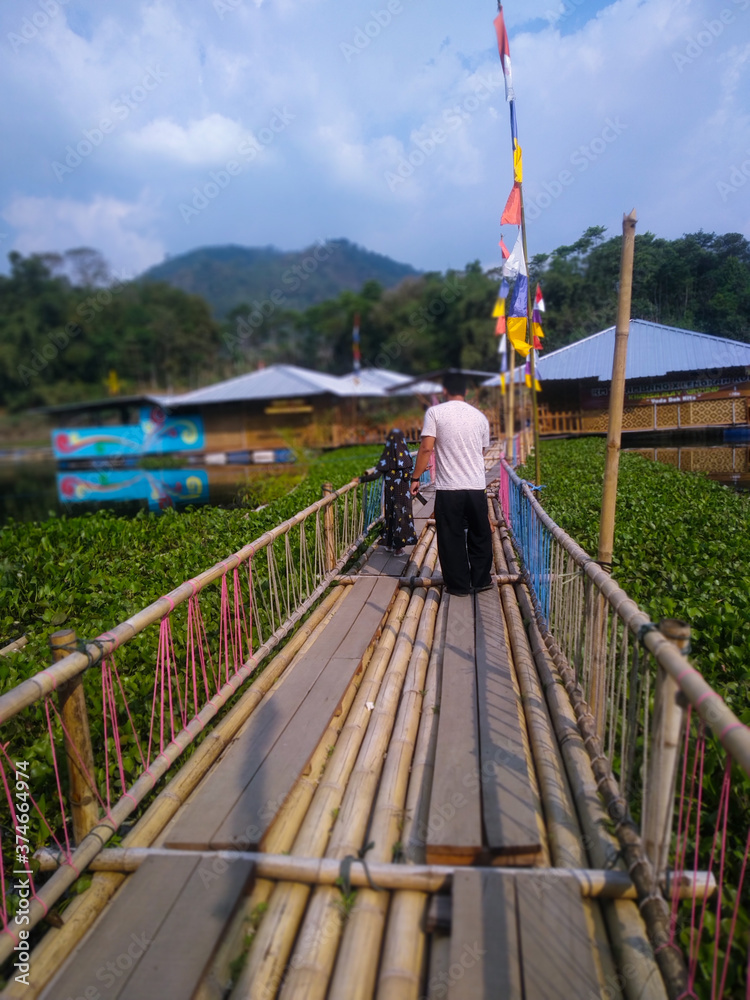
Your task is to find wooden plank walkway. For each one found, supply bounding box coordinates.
[165,575,398,851]
[40,854,255,1000]
[34,467,644,1000]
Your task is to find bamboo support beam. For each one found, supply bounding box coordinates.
[0,635,27,656]
[50,629,98,844]
[33,848,715,900]
[322,481,336,572]
[332,573,519,587]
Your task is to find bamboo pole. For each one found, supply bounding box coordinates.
[598,208,637,570]
[278,543,439,1000]
[4,586,348,998]
[643,619,689,881]
[0,476,364,723]
[231,549,430,1000]
[330,586,441,1000]
[322,481,336,572]
[33,848,715,899]
[511,572,671,1000]
[507,347,516,462]
[0,635,27,656]
[202,622,373,1000]
[50,629,98,844]
[401,597,449,863]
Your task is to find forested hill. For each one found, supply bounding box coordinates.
[139,239,420,318]
[1,228,748,414]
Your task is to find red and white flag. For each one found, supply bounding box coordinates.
[493,9,515,102]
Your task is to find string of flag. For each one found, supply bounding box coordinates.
[490,4,544,396]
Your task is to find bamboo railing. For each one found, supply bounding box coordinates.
[0,476,384,963]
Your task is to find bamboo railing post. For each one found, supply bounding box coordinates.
[591,209,637,740]
[643,619,689,882]
[322,481,336,572]
[507,346,516,461]
[598,208,637,570]
[50,629,98,844]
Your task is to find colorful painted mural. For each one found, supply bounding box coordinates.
[57,469,209,512]
[52,407,204,460]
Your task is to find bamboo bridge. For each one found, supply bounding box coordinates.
[0,441,748,1000]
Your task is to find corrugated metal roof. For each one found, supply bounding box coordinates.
[336,369,443,396]
[167,364,443,406]
[483,321,750,386]
[168,364,349,406]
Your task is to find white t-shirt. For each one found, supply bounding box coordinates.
[421,400,489,490]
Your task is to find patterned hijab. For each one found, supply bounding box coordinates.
[377,428,413,477]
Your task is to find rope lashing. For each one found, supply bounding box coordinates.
[337,841,383,896]
[636,622,658,645]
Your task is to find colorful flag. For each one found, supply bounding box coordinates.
[498,333,507,369]
[513,139,523,183]
[495,314,506,335]
[493,9,514,102]
[525,351,542,390]
[501,183,522,226]
[507,318,531,356]
[499,236,510,259]
[534,284,545,312]
[499,373,506,395]
[502,232,526,280]
[508,274,528,318]
[492,296,506,319]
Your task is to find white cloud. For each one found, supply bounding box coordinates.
[126,113,248,165]
[2,193,164,278]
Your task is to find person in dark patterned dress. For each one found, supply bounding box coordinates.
[362,428,418,554]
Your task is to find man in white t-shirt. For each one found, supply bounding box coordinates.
[409,372,493,596]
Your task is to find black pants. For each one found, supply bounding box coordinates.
[434,490,493,595]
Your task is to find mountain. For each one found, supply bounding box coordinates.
[139,239,420,318]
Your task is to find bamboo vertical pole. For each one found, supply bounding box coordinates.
[507,347,516,461]
[598,208,637,570]
[643,619,689,882]
[591,209,637,741]
[50,630,98,844]
[322,482,336,572]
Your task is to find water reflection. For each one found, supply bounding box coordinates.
[0,461,302,524]
[625,444,750,489]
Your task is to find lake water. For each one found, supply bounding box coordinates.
[0,460,302,525]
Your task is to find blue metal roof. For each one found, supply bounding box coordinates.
[537,321,750,382]
[484,321,750,386]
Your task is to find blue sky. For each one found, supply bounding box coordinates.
[0,0,748,282]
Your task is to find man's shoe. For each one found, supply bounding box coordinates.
[446,588,471,596]
[472,582,495,593]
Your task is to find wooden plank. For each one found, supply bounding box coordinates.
[474,588,541,859]
[120,857,254,999]
[40,854,199,1000]
[448,870,521,999]
[165,578,379,849]
[426,593,483,864]
[360,546,394,575]
[516,872,600,999]
[212,577,399,849]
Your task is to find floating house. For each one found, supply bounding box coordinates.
[487,321,750,436]
[45,365,443,463]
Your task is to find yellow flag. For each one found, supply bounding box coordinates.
[492,297,506,318]
[513,139,523,183]
[535,377,542,392]
[500,373,506,395]
[507,317,531,357]
[532,321,544,340]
